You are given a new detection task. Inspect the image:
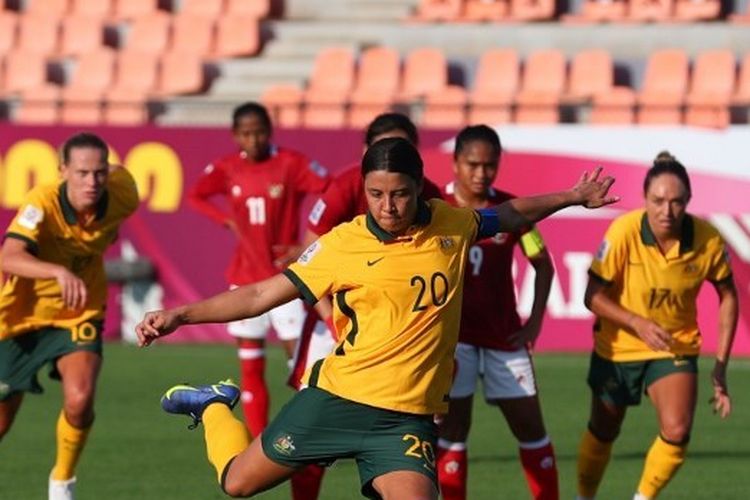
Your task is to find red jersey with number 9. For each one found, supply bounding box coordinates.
[442,183,528,350]
[188,146,329,284]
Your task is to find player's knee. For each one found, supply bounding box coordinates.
[222,476,257,498]
[588,421,620,443]
[660,423,691,445]
[63,387,96,422]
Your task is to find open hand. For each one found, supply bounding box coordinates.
[54,267,88,310]
[629,315,673,351]
[571,167,619,209]
[709,361,731,418]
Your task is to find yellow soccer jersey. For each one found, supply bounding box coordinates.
[284,199,480,415]
[0,167,139,339]
[589,209,732,361]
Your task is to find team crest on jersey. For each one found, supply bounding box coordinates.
[308,199,327,226]
[308,160,328,178]
[203,163,215,174]
[272,434,296,456]
[298,240,322,265]
[268,184,284,199]
[492,233,509,244]
[683,263,699,274]
[0,381,9,398]
[439,237,455,250]
[231,185,242,197]
[595,240,610,261]
[19,204,43,230]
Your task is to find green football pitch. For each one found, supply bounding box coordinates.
[2,344,748,499]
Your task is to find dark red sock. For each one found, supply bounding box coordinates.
[519,441,559,500]
[290,464,325,500]
[239,351,268,438]
[437,444,467,500]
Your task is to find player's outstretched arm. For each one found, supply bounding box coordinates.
[135,273,300,347]
[494,167,618,233]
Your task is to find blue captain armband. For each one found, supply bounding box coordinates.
[476,208,500,239]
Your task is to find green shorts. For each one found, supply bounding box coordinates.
[0,321,103,400]
[261,386,437,499]
[587,351,698,407]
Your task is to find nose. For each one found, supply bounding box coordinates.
[383,196,396,213]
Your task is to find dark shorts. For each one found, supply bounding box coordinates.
[587,351,698,407]
[0,321,103,400]
[261,386,437,499]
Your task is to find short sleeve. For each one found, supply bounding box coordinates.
[5,188,48,254]
[707,235,733,285]
[291,153,330,195]
[283,231,341,305]
[110,167,139,216]
[474,208,499,240]
[589,219,628,285]
[306,177,355,235]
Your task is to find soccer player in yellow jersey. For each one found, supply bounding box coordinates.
[575,155,738,500]
[0,133,139,500]
[136,138,617,500]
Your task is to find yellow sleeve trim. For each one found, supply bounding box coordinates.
[520,227,545,258]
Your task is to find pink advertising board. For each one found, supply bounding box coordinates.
[0,124,747,355]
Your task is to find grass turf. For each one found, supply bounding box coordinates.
[1,344,748,499]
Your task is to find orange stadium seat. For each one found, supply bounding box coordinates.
[108,50,160,97]
[70,0,113,19]
[0,12,17,56]
[2,49,49,94]
[104,88,149,125]
[562,0,627,23]
[566,49,613,103]
[180,0,225,18]
[463,0,509,21]
[674,0,719,21]
[590,86,636,124]
[685,50,735,128]
[515,49,566,123]
[510,0,556,21]
[16,86,60,124]
[348,46,401,128]
[733,53,750,104]
[413,0,464,21]
[112,0,160,20]
[59,14,105,56]
[226,0,270,18]
[125,12,171,54]
[213,15,260,58]
[399,47,448,101]
[170,14,215,56]
[60,48,116,124]
[261,84,304,128]
[156,51,204,96]
[303,47,356,129]
[468,48,519,125]
[637,49,688,124]
[25,0,70,17]
[422,85,468,128]
[17,14,60,55]
[628,0,673,22]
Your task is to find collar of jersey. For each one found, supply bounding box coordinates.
[365,200,432,242]
[639,212,694,254]
[59,182,109,225]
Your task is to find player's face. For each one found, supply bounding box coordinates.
[364,171,423,236]
[453,140,499,198]
[233,114,271,161]
[60,146,109,213]
[644,173,689,239]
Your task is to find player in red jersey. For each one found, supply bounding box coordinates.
[187,102,329,439]
[289,113,442,500]
[436,125,559,500]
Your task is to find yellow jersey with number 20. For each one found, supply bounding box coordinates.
[285,199,480,415]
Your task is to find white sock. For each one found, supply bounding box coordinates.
[633,493,650,500]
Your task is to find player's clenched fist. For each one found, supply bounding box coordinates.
[135,309,184,347]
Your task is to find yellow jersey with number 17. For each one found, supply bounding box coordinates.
[0,167,139,339]
[589,209,733,362]
[284,199,482,415]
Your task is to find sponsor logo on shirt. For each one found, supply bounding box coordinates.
[0,381,9,398]
[308,199,327,226]
[492,233,509,244]
[298,240,321,265]
[272,434,296,456]
[268,184,284,199]
[439,237,455,250]
[19,204,43,230]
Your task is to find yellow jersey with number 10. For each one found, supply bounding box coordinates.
[589,209,733,362]
[0,167,139,339]
[284,199,480,415]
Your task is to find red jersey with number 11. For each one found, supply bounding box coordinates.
[189,146,329,284]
